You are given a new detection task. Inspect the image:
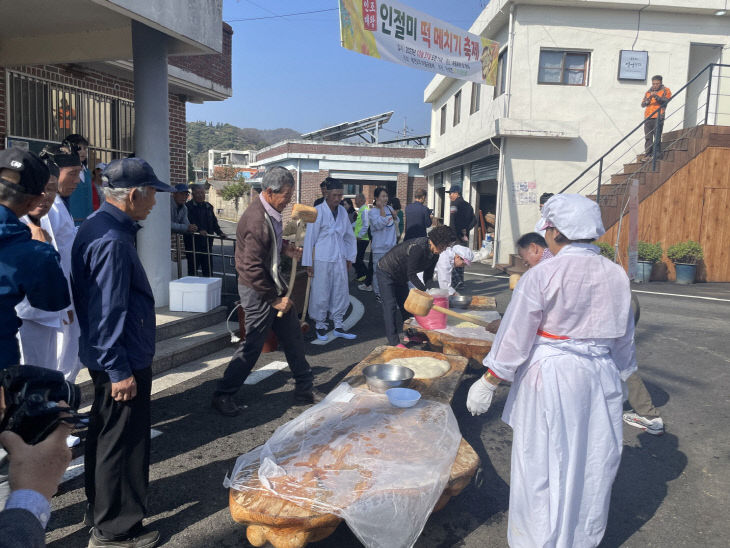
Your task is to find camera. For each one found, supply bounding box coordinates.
[0,365,86,445]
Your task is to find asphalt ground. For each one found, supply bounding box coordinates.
[45,258,729,548]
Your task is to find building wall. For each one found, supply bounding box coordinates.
[168,23,233,89]
[423,2,730,262]
[256,140,426,162]
[0,64,187,186]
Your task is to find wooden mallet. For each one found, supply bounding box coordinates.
[278,204,318,318]
[404,289,495,328]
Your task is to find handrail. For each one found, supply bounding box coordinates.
[559,62,730,194]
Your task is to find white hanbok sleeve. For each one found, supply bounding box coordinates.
[609,306,638,381]
[483,272,545,382]
[435,250,455,294]
[342,209,357,263]
[302,212,321,267]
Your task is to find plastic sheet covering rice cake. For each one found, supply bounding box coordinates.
[225,383,461,548]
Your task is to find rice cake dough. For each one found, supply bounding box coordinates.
[386,357,450,379]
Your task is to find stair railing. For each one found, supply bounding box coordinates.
[559,63,730,202]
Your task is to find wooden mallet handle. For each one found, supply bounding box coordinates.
[430,305,493,328]
[277,256,298,318]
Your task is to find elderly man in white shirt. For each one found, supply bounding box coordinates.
[38,143,83,382]
[467,194,636,548]
[303,178,357,341]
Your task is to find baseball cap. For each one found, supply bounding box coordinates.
[0,148,51,196]
[173,183,190,193]
[449,185,461,194]
[102,157,174,192]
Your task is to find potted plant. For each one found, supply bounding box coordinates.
[596,242,615,261]
[666,240,704,284]
[635,241,663,282]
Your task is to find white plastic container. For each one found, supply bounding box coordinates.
[169,277,221,313]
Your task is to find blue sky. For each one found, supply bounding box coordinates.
[187,0,488,137]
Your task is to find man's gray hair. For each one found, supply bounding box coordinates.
[103,186,149,202]
[261,166,294,193]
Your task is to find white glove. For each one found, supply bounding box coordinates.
[466,375,498,416]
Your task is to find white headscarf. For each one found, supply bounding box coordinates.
[452,245,474,265]
[537,194,605,240]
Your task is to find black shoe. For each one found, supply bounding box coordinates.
[89,528,160,548]
[293,389,326,405]
[211,394,242,417]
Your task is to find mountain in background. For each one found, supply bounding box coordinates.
[187,121,301,167]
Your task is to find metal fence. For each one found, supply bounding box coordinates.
[171,233,239,301]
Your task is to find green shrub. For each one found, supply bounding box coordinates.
[666,240,704,264]
[596,242,615,261]
[637,241,663,263]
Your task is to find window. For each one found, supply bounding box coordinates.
[6,70,135,162]
[440,105,447,135]
[453,91,462,126]
[494,48,508,97]
[470,82,480,114]
[538,50,590,86]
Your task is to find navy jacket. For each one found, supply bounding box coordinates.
[404,201,432,241]
[71,202,155,382]
[0,205,69,369]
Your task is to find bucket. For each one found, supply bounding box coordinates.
[674,263,696,285]
[415,289,449,330]
[635,261,653,283]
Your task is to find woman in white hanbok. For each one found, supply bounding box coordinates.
[467,194,637,548]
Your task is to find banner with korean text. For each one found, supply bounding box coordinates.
[339,0,499,85]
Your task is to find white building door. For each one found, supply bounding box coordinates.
[685,44,722,127]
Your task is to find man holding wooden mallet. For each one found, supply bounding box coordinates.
[211,167,320,417]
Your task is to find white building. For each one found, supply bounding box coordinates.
[421,0,730,264]
[208,149,257,178]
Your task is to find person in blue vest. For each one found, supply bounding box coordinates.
[0,148,70,369]
[66,134,93,224]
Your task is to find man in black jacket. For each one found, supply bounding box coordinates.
[184,183,226,276]
[375,225,455,346]
[448,185,474,289]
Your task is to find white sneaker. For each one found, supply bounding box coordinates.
[357,283,373,292]
[623,411,664,435]
[66,435,81,448]
[333,328,356,340]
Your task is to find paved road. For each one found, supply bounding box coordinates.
[46,268,729,547]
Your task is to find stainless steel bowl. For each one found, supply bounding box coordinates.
[449,295,472,309]
[362,363,414,393]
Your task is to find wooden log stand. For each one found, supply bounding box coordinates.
[229,346,480,548]
[404,295,498,363]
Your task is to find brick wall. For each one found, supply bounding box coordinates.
[168,93,187,186]
[0,69,6,147]
[256,141,426,162]
[168,23,233,89]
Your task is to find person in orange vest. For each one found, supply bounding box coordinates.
[641,75,671,157]
[57,98,76,132]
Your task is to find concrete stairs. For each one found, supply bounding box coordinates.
[75,306,233,405]
[591,125,730,229]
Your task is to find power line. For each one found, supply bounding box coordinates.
[226,8,338,22]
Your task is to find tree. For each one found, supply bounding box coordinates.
[220,181,251,212]
[187,151,195,184]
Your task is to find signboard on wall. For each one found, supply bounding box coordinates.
[339,0,499,84]
[618,50,648,81]
[511,182,537,205]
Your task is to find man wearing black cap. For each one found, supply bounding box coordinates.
[448,185,475,289]
[0,148,70,369]
[38,143,84,381]
[71,158,174,548]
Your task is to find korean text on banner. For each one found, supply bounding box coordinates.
[339,0,499,85]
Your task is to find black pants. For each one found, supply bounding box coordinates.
[452,266,465,286]
[85,367,152,540]
[644,117,663,155]
[377,269,409,346]
[184,236,212,276]
[354,239,372,284]
[215,285,314,396]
